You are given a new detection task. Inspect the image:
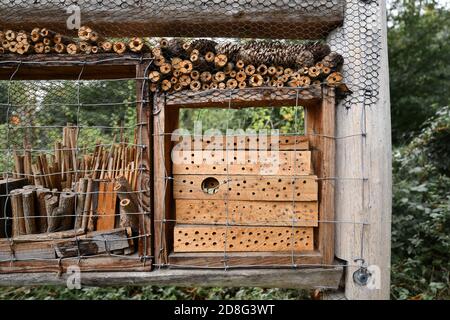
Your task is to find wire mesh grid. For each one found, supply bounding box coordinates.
[0,59,153,270]
[0,0,383,273]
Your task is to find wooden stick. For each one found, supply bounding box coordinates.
[22,190,36,234]
[81,178,93,231]
[36,188,50,233]
[10,189,26,237]
[59,191,76,230]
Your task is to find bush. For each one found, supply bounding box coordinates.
[391,106,450,299]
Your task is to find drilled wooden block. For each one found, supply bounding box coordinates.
[174,225,314,252]
[173,135,309,151]
[176,200,318,227]
[173,175,318,201]
[172,150,312,175]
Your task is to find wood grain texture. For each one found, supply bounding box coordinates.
[172,150,312,175]
[0,255,150,274]
[173,174,318,201]
[0,1,344,39]
[328,0,392,300]
[136,63,153,260]
[173,135,309,151]
[174,225,313,252]
[176,199,318,227]
[306,86,336,266]
[165,87,321,109]
[0,53,150,81]
[96,181,117,231]
[153,95,180,265]
[0,267,344,289]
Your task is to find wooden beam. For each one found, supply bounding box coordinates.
[0,266,344,289]
[0,53,151,80]
[305,86,336,266]
[164,87,322,109]
[327,0,391,300]
[0,1,345,39]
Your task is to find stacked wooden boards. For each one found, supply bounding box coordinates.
[172,135,318,253]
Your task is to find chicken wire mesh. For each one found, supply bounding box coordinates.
[0,0,383,271]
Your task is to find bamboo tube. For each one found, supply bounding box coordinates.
[179,74,191,87]
[160,63,172,74]
[326,72,343,85]
[100,41,113,52]
[8,41,17,53]
[179,60,193,74]
[54,43,66,54]
[256,64,268,75]
[190,70,200,81]
[129,37,144,52]
[78,26,92,41]
[66,43,78,54]
[149,71,161,83]
[154,55,165,67]
[238,81,247,89]
[190,80,201,91]
[236,60,245,69]
[249,74,264,87]
[214,72,226,82]
[205,51,215,63]
[5,30,16,41]
[30,28,41,42]
[113,42,127,54]
[200,71,212,83]
[308,66,321,78]
[226,79,238,89]
[236,70,247,83]
[245,65,256,76]
[214,54,228,68]
[161,79,172,92]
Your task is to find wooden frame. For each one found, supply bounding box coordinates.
[153,86,336,268]
[0,54,153,273]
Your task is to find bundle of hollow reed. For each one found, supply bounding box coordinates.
[0,26,150,55]
[13,123,141,191]
[148,38,345,93]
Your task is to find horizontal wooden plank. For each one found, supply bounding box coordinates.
[176,200,318,227]
[172,150,312,175]
[0,1,344,39]
[0,54,150,80]
[0,228,133,260]
[165,87,322,109]
[174,225,314,252]
[172,135,309,151]
[0,255,151,274]
[168,251,323,268]
[173,174,318,201]
[0,266,344,289]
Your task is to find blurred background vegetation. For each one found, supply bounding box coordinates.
[0,0,449,300]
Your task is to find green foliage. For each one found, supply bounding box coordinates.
[0,285,308,300]
[388,0,450,145]
[391,106,450,299]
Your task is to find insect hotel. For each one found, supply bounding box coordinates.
[0,0,391,299]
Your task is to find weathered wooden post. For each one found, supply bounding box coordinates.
[327,0,392,299]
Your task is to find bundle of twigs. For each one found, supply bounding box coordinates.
[0,26,149,55]
[148,38,345,93]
